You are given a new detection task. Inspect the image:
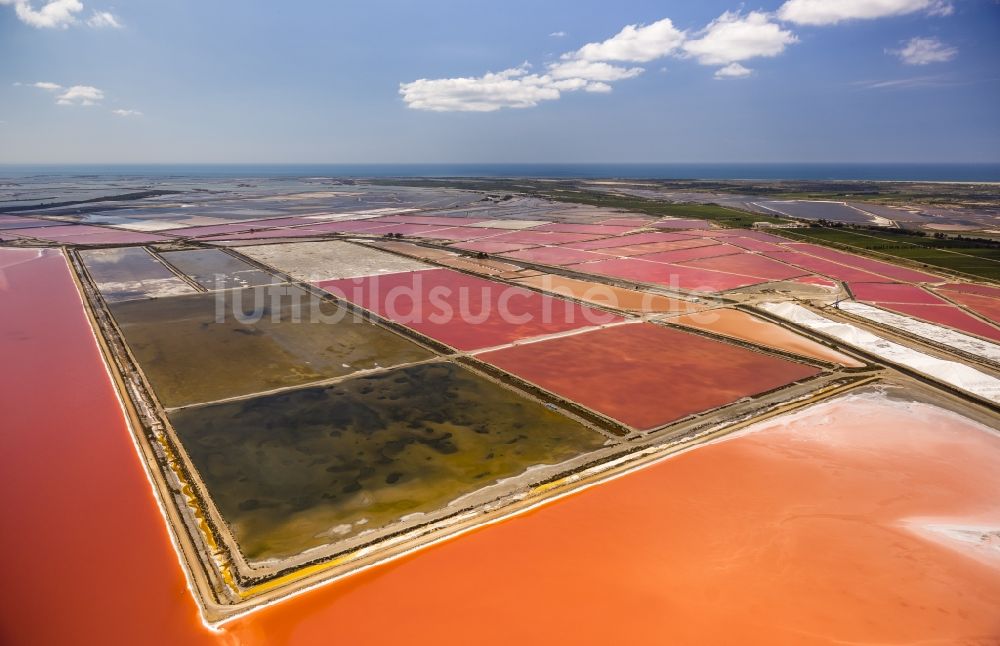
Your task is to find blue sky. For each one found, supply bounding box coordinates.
[1,0,998,163]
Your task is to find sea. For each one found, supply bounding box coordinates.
[0,163,998,182]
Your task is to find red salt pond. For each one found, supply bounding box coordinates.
[724,236,788,252]
[633,243,743,265]
[871,302,1000,342]
[762,250,893,283]
[0,248,216,645]
[583,257,766,293]
[937,288,1000,326]
[223,391,1000,645]
[499,246,607,266]
[937,282,1000,299]
[563,231,696,250]
[785,243,943,283]
[739,230,792,243]
[316,267,619,350]
[850,282,945,305]
[678,252,808,281]
[595,238,720,257]
[596,245,686,258]
[477,323,820,430]
[684,229,789,243]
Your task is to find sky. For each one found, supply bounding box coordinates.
[1,0,998,164]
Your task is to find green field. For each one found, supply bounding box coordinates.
[366,179,788,227]
[363,179,1000,282]
[527,191,1000,281]
[545,191,788,228]
[774,227,1000,281]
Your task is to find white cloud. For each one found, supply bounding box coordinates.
[32,81,62,90]
[546,59,643,82]
[567,18,686,63]
[777,0,953,26]
[56,85,103,105]
[404,0,976,112]
[3,0,83,29]
[683,11,797,66]
[398,62,625,112]
[890,36,957,65]
[855,75,946,89]
[400,66,562,112]
[549,31,566,38]
[112,108,141,117]
[86,10,121,28]
[2,1,122,29]
[715,62,752,79]
[401,13,784,112]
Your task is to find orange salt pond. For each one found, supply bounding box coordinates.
[4,246,998,645]
[511,273,708,314]
[671,307,865,367]
[224,390,1000,645]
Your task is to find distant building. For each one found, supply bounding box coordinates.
[753,221,809,229]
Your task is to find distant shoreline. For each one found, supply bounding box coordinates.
[1,162,998,183]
